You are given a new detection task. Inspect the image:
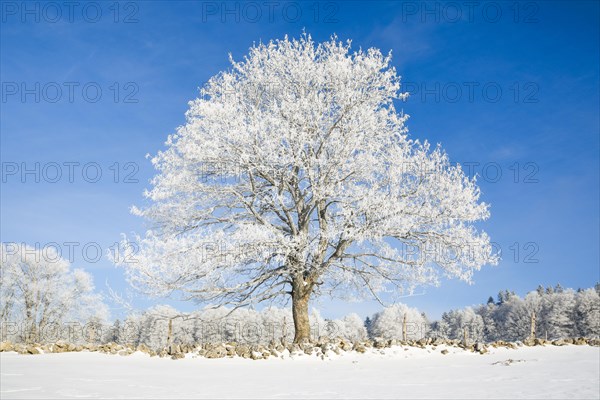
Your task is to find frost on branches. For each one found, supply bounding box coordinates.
[0,243,108,343]
[115,34,497,343]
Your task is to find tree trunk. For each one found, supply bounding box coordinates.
[24,306,35,344]
[529,311,536,339]
[281,316,287,344]
[402,314,407,341]
[292,282,311,343]
[167,318,173,347]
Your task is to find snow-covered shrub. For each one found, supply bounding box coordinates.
[333,313,368,342]
[369,304,428,340]
[260,307,294,343]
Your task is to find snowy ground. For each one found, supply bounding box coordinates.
[1,345,599,399]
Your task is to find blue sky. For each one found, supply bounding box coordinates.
[1,0,599,320]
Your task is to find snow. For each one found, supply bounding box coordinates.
[1,345,599,399]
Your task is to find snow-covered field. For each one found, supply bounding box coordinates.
[1,345,598,399]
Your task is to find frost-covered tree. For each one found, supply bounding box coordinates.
[136,305,183,349]
[107,319,122,343]
[575,288,600,338]
[115,34,497,343]
[496,290,516,306]
[370,303,428,340]
[442,307,485,342]
[430,319,450,339]
[260,306,294,343]
[332,313,368,342]
[539,289,577,339]
[0,243,108,343]
[431,285,599,343]
[119,313,142,345]
[475,301,497,342]
[492,292,542,341]
[117,305,342,347]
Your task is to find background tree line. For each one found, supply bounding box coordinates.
[2,244,598,347]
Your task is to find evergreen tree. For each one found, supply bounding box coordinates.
[536,285,545,296]
[364,316,372,336]
[554,283,564,293]
[575,288,600,338]
[475,302,497,342]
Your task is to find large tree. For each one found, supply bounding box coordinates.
[117,34,496,343]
